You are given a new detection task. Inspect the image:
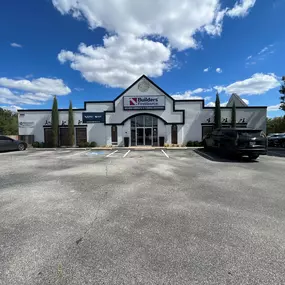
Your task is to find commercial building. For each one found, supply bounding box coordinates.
[18,75,267,146]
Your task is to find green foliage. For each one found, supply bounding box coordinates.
[0,108,18,135]
[68,101,74,146]
[231,101,236,128]
[267,116,285,134]
[32,141,40,148]
[78,141,90,148]
[186,141,202,147]
[280,76,285,112]
[51,96,59,147]
[214,93,221,129]
[89,141,97,147]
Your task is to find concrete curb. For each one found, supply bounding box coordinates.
[29,147,201,151]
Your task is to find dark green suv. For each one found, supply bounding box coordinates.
[203,128,267,160]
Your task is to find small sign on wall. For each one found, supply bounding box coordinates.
[82,112,105,123]
[19,122,35,128]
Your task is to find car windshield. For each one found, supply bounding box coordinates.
[237,130,261,138]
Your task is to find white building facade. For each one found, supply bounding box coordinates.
[18,75,267,146]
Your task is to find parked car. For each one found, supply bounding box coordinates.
[203,128,267,160]
[268,134,285,147]
[0,135,27,151]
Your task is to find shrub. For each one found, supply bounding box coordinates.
[164,143,169,147]
[186,141,193,147]
[39,142,45,148]
[78,142,86,148]
[89,141,97,147]
[32,141,40,148]
[193,141,199,147]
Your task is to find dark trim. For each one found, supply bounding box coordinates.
[204,106,267,109]
[43,124,87,128]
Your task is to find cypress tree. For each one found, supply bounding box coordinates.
[51,96,59,147]
[280,76,285,111]
[214,93,221,129]
[231,101,236,128]
[68,100,74,146]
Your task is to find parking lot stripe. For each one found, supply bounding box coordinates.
[106,150,118,157]
[161,149,169,158]
[123,150,131,158]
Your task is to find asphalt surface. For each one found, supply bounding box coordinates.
[0,149,285,285]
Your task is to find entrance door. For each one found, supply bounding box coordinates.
[145,128,152,145]
[111,126,117,145]
[136,128,144,145]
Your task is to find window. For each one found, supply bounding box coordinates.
[171,125,177,144]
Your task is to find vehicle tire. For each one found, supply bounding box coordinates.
[249,154,259,160]
[18,143,26,151]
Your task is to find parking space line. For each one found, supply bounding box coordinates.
[106,150,118,157]
[123,150,131,158]
[161,149,169,158]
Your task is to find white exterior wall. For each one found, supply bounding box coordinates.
[18,76,267,146]
[105,82,183,125]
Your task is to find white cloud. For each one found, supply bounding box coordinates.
[52,0,252,51]
[242,98,249,105]
[216,67,222,73]
[0,105,22,112]
[74,87,84,91]
[204,96,212,101]
[258,47,268,55]
[0,77,71,106]
[58,35,171,88]
[52,0,256,86]
[172,87,212,100]
[0,77,70,95]
[206,101,228,107]
[203,67,210,72]
[221,73,279,95]
[246,44,275,66]
[10,42,22,48]
[227,0,256,17]
[267,104,280,111]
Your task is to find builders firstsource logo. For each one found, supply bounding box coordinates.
[124,96,165,110]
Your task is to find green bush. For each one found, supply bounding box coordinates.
[32,141,40,148]
[89,141,97,147]
[186,141,193,147]
[78,142,86,148]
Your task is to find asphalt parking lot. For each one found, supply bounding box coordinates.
[0,149,285,285]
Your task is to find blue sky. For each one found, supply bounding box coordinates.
[0,0,284,117]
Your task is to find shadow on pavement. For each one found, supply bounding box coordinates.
[267,148,285,158]
[194,148,258,163]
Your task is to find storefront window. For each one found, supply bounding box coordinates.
[153,117,158,127]
[136,115,144,127]
[145,115,153,127]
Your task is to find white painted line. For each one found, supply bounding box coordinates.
[161,149,169,158]
[106,150,118,157]
[123,150,131,158]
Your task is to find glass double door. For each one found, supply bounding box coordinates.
[136,128,152,146]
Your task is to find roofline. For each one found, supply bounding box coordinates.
[17,75,267,112]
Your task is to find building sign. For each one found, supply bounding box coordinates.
[82,112,105,123]
[19,122,35,128]
[123,96,165,110]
